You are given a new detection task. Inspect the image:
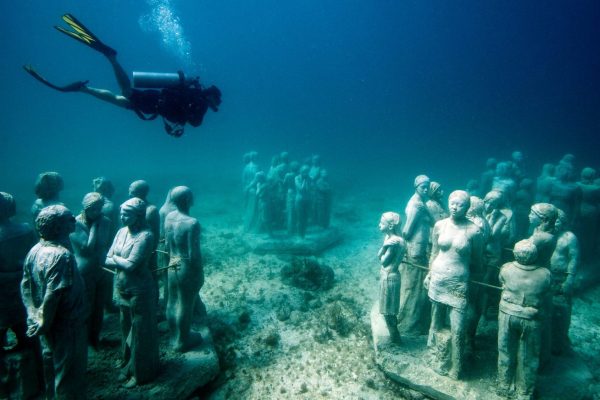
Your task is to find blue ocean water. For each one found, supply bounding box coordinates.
[1,0,599,214]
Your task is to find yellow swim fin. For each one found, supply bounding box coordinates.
[55,14,116,56]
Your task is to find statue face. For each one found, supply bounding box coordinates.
[120,209,139,227]
[415,182,429,198]
[85,202,103,222]
[378,217,390,233]
[555,217,564,232]
[528,209,541,226]
[449,196,469,219]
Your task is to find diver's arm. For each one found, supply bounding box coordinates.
[81,86,131,108]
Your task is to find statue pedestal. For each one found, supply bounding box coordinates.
[370,302,593,400]
[244,227,342,255]
[149,325,220,399]
[88,317,219,399]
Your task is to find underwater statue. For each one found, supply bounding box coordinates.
[129,180,160,245]
[309,154,322,181]
[510,150,525,180]
[295,166,311,238]
[549,209,579,355]
[527,202,558,367]
[424,190,484,380]
[157,188,177,311]
[398,175,432,335]
[70,192,113,349]
[105,198,158,388]
[377,212,406,344]
[314,169,332,228]
[513,178,535,241]
[129,179,161,304]
[283,171,297,235]
[31,171,64,221]
[164,186,204,352]
[480,157,498,196]
[21,205,87,399]
[0,192,36,352]
[549,162,582,225]
[242,151,259,205]
[535,163,555,203]
[497,240,551,400]
[576,167,600,262]
[492,162,517,204]
[93,176,119,234]
[528,203,558,270]
[465,196,491,346]
[483,190,509,311]
[426,181,448,223]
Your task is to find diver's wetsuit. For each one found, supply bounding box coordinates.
[128,87,209,127]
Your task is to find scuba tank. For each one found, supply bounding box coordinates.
[132,71,198,89]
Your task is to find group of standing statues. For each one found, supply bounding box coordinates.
[377,150,595,400]
[1,172,205,399]
[242,151,332,237]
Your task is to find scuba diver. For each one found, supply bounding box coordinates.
[24,14,221,137]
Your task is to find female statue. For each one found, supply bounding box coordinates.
[105,198,158,388]
[377,212,406,344]
[425,190,484,379]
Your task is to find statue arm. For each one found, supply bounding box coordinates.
[429,223,440,268]
[563,234,580,293]
[470,227,485,273]
[402,204,417,239]
[189,221,201,263]
[109,232,153,272]
[424,224,440,289]
[23,253,72,336]
[27,289,61,337]
[379,245,394,267]
[70,222,98,257]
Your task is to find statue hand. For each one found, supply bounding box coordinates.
[423,274,430,290]
[26,313,45,337]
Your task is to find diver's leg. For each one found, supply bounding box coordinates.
[80,86,131,108]
[106,54,132,98]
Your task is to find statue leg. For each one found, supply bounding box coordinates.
[516,318,541,399]
[551,295,572,355]
[497,312,517,396]
[166,270,178,345]
[427,300,445,348]
[448,307,466,379]
[383,315,401,344]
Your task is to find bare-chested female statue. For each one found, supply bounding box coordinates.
[377,212,406,344]
[164,186,204,352]
[105,198,158,388]
[70,192,113,349]
[424,190,484,379]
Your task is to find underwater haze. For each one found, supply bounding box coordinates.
[2,0,600,212]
